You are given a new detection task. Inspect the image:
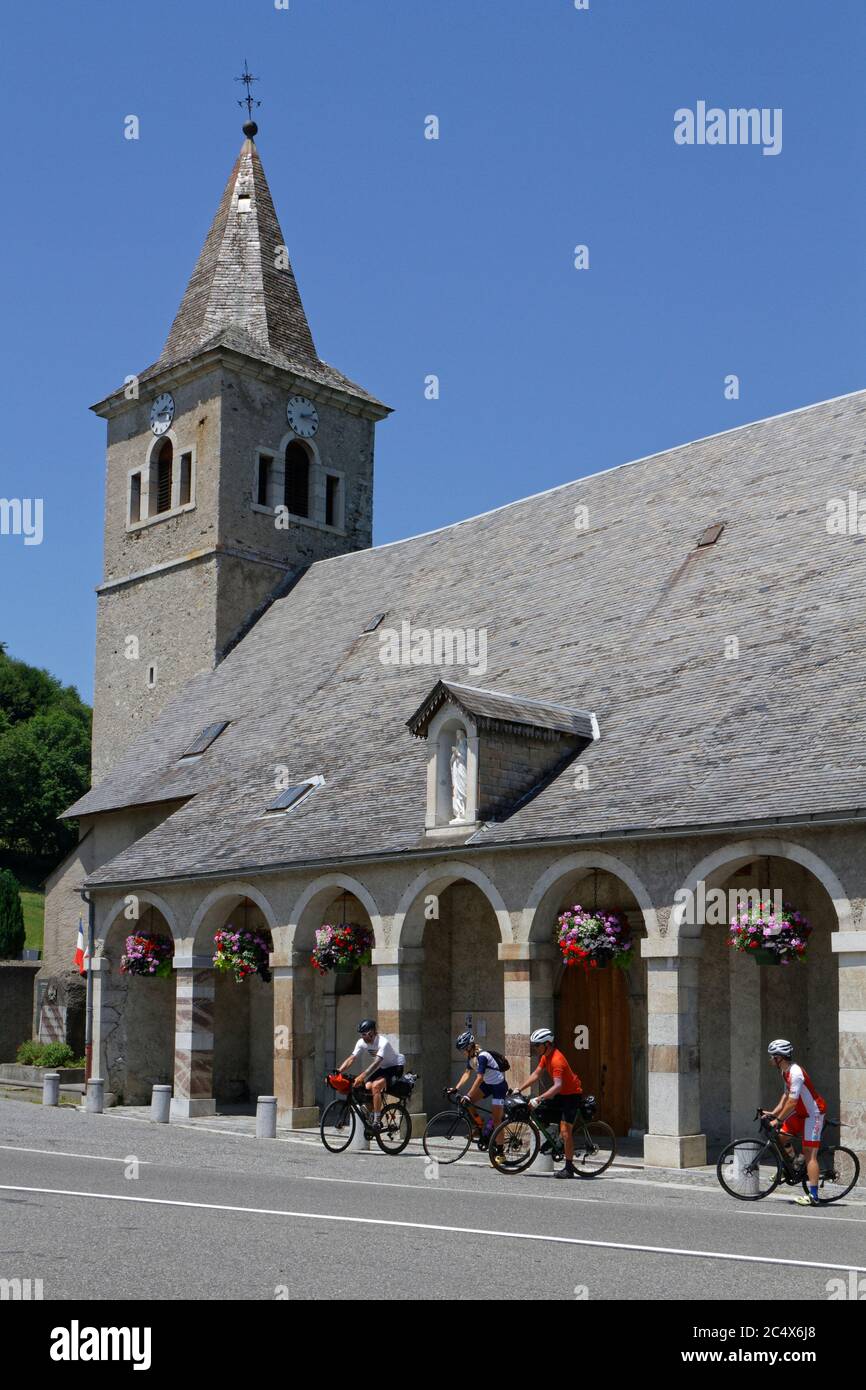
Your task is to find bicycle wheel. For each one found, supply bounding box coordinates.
[571,1120,616,1177]
[806,1145,861,1203]
[423,1109,474,1164]
[321,1098,357,1153]
[489,1119,539,1174]
[376,1102,412,1155]
[717,1138,782,1200]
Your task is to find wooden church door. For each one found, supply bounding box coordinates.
[556,963,632,1135]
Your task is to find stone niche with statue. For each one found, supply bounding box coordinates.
[405,678,598,835]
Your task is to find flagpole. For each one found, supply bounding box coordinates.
[79,888,95,1083]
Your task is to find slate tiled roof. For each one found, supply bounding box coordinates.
[407,681,597,740]
[98,139,386,411]
[73,389,866,887]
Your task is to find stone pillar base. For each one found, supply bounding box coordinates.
[283,1106,319,1129]
[409,1112,427,1138]
[644,1132,707,1169]
[170,1097,216,1119]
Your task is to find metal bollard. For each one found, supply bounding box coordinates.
[42,1072,60,1107]
[256,1095,277,1139]
[150,1084,171,1124]
[84,1077,104,1114]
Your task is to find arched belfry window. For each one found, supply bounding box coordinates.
[153,438,173,516]
[284,441,310,519]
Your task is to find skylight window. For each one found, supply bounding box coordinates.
[696,523,725,548]
[265,776,323,814]
[363,613,386,633]
[180,721,230,758]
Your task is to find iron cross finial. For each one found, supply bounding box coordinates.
[235,60,261,131]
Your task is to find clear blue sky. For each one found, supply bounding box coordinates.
[1,0,863,702]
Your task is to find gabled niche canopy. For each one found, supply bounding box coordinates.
[406,680,599,831]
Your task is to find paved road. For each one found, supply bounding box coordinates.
[1,1098,864,1301]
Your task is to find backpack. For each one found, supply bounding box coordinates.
[481,1048,510,1074]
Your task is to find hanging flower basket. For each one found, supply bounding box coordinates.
[120,933,174,979]
[213,926,273,983]
[311,923,374,976]
[554,906,634,972]
[727,903,811,966]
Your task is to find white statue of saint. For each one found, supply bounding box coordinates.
[450,732,468,822]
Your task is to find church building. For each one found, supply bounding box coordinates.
[41,119,866,1168]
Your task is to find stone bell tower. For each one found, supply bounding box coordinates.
[90,115,390,782]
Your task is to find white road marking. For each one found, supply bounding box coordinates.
[305,1172,866,1222]
[1,1183,864,1274]
[0,1144,149,1165]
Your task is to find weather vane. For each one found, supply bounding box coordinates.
[235,60,261,135]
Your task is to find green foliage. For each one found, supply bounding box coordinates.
[0,867,25,958]
[14,1040,78,1068]
[39,1042,77,1068]
[0,648,91,875]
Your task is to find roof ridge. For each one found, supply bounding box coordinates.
[311,386,866,566]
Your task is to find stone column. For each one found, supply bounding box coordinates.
[643,938,707,1168]
[499,942,557,1088]
[373,945,425,1126]
[833,932,866,1165]
[171,955,216,1119]
[729,939,762,1136]
[272,951,317,1128]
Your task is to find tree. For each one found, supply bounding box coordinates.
[0,867,25,958]
[0,649,91,879]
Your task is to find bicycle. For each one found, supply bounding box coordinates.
[423,1088,499,1164]
[717,1109,861,1203]
[488,1092,616,1177]
[320,1071,413,1155]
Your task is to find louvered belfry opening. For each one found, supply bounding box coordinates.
[155,438,173,515]
[284,440,310,518]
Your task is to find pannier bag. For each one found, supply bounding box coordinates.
[388,1071,417,1099]
[578,1093,598,1119]
[503,1093,531,1120]
[327,1072,351,1094]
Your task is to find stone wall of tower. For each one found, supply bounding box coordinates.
[91,360,378,783]
[219,365,375,565]
[91,556,220,782]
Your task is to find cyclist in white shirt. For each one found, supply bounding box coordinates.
[337,1019,404,1129]
[763,1039,827,1207]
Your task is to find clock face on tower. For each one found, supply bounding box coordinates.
[149,392,175,436]
[286,395,319,439]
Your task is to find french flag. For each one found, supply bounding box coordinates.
[74,920,87,976]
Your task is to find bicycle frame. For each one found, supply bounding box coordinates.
[748,1112,838,1183]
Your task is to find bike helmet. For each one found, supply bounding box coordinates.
[767,1038,794,1057]
[358,1018,377,1034]
[530,1027,554,1045]
[456,1030,475,1050]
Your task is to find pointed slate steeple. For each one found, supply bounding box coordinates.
[159,136,318,369]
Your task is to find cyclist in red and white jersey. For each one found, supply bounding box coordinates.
[763,1039,826,1207]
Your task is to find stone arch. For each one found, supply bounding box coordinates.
[522,851,659,943]
[670,838,851,1151]
[521,850,656,1139]
[392,860,512,948]
[99,889,181,954]
[189,881,279,953]
[669,838,854,939]
[287,873,384,956]
[97,893,177,1106]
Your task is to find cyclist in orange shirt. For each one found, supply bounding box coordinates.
[518,1027,583,1180]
